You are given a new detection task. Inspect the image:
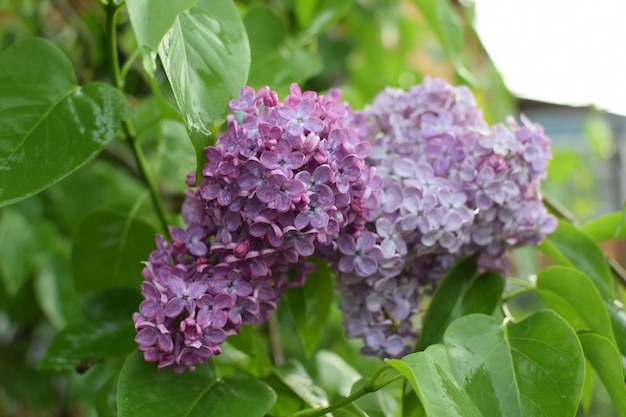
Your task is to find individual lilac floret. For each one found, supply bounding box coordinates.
[332,77,556,359]
[133,84,380,372]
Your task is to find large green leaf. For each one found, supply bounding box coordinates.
[158,0,249,140]
[71,210,156,295]
[390,311,585,417]
[581,211,626,242]
[534,266,614,340]
[579,333,626,417]
[118,352,276,417]
[125,0,198,74]
[606,301,626,356]
[273,360,328,409]
[284,259,333,356]
[538,220,613,300]
[39,288,141,371]
[0,38,129,207]
[415,256,504,351]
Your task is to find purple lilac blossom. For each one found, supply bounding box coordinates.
[133,84,380,372]
[332,77,556,359]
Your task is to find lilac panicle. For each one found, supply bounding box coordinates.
[332,77,556,358]
[133,84,379,372]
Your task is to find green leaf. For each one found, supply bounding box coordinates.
[390,311,585,417]
[39,288,141,370]
[294,0,319,29]
[158,0,249,140]
[606,301,626,357]
[298,0,354,41]
[118,352,276,417]
[125,0,197,74]
[0,207,39,295]
[538,220,613,300]
[34,254,80,329]
[315,350,361,398]
[0,38,129,207]
[244,5,323,93]
[534,266,614,340]
[284,259,333,356]
[273,360,328,409]
[71,210,156,295]
[411,0,474,84]
[579,333,626,417]
[581,211,626,242]
[415,256,504,351]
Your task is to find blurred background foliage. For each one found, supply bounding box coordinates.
[0,0,621,416]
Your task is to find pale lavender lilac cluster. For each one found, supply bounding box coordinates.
[334,77,557,357]
[133,84,380,372]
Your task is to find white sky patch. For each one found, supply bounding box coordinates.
[474,0,626,116]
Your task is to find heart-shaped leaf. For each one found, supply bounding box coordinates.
[0,38,128,207]
[390,311,585,417]
[118,352,276,417]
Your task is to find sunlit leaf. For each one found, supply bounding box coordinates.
[538,220,613,299]
[118,352,276,417]
[273,360,328,409]
[579,333,626,417]
[125,0,197,74]
[71,210,156,295]
[0,38,128,207]
[534,266,614,340]
[298,0,354,41]
[415,256,504,351]
[39,289,141,371]
[158,0,249,140]
[581,210,626,241]
[390,311,585,417]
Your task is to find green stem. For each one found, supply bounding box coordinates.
[103,0,170,236]
[290,366,403,417]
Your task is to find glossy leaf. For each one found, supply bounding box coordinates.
[125,0,197,74]
[390,311,585,417]
[244,5,323,93]
[0,38,129,207]
[118,352,276,417]
[415,256,504,351]
[158,0,249,140]
[534,266,614,340]
[538,220,613,300]
[315,350,361,398]
[71,210,156,295]
[579,333,626,417]
[273,360,328,409]
[284,259,333,356]
[39,289,141,370]
[581,211,626,241]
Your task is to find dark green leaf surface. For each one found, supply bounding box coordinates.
[415,256,503,351]
[39,289,141,370]
[126,0,197,74]
[0,38,128,207]
[390,311,585,417]
[118,352,276,417]
[0,207,39,295]
[579,333,626,417]
[71,210,156,295]
[538,220,613,299]
[284,259,333,356]
[606,301,626,356]
[158,0,249,139]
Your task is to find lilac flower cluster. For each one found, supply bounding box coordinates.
[133,84,379,372]
[333,77,557,358]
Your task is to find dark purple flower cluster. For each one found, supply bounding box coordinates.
[133,84,379,372]
[334,77,557,358]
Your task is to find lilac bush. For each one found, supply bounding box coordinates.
[333,77,557,357]
[133,84,380,372]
